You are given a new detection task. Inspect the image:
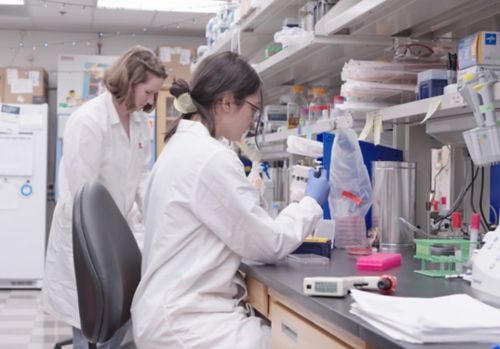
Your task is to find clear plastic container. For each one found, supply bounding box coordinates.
[308,87,329,124]
[287,85,308,129]
[463,125,500,166]
[334,216,368,249]
[330,95,346,119]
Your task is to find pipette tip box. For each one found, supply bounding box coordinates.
[292,240,331,259]
[356,253,402,271]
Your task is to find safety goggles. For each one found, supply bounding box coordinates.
[243,99,263,121]
[394,43,434,58]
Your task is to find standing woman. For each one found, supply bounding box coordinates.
[43,46,166,349]
[131,51,329,348]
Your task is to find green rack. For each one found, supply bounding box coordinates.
[413,239,471,277]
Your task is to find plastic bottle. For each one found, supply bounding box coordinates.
[308,87,329,124]
[247,162,263,191]
[451,211,462,238]
[469,213,481,259]
[451,211,463,272]
[330,95,346,119]
[261,163,274,212]
[287,85,308,129]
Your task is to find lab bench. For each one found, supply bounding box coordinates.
[240,249,500,349]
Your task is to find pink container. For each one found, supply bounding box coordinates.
[356,253,402,271]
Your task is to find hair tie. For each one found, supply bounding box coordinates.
[173,92,197,114]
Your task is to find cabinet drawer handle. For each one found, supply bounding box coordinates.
[281,321,298,343]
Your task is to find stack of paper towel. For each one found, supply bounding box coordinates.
[350,289,500,343]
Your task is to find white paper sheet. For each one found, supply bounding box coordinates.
[6,68,17,82]
[19,113,43,131]
[349,289,500,343]
[0,112,19,134]
[0,136,33,176]
[10,78,33,94]
[29,71,40,87]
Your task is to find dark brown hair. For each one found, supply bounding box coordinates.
[104,45,167,113]
[165,51,261,141]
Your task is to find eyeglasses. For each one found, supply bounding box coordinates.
[243,99,263,120]
[394,43,434,58]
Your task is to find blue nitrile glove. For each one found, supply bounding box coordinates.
[305,168,330,206]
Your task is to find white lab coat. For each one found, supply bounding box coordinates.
[131,120,323,349]
[43,91,151,328]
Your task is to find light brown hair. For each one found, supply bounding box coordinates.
[104,45,167,113]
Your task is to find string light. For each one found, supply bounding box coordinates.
[0,11,212,52]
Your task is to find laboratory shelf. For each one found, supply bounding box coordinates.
[246,119,334,148]
[255,34,392,88]
[315,0,500,39]
[314,0,388,36]
[378,82,500,123]
[191,0,308,72]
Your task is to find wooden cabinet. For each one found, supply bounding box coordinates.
[270,300,350,349]
[155,89,179,157]
[245,276,373,349]
[246,275,269,317]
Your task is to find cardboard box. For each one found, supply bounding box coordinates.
[458,31,500,69]
[156,46,193,88]
[3,67,48,104]
[155,89,181,157]
[457,65,500,85]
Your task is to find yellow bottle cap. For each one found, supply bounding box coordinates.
[463,72,475,82]
[291,84,305,93]
[304,236,330,243]
[312,87,326,96]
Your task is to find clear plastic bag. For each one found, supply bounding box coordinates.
[273,26,313,49]
[328,127,373,248]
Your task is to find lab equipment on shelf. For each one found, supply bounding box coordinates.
[460,70,500,166]
[263,104,287,132]
[286,84,308,129]
[308,87,329,124]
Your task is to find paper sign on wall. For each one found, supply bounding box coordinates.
[0,136,33,176]
[0,104,21,134]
